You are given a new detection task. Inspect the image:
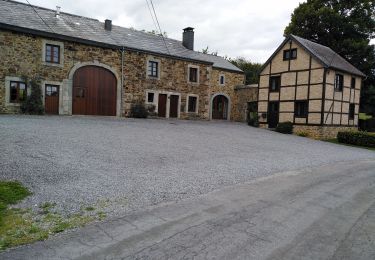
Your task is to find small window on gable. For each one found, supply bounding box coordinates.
[219,75,225,85]
[351,77,356,89]
[9,81,27,103]
[349,104,355,120]
[148,61,159,78]
[147,92,155,103]
[335,74,344,91]
[189,67,198,83]
[187,96,197,113]
[269,76,281,92]
[295,100,308,118]
[45,44,60,64]
[283,48,297,60]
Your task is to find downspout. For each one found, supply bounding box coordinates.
[121,46,125,117]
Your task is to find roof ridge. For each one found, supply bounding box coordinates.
[4,0,99,22]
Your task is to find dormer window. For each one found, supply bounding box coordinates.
[283,48,297,60]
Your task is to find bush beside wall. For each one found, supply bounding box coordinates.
[276,121,294,134]
[337,131,375,148]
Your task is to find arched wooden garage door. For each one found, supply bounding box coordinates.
[72,66,117,116]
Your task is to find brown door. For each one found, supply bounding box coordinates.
[72,66,117,116]
[212,95,228,120]
[268,101,279,128]
[158,94,167,117]
[169,95,179,118]
[45,85,59,114]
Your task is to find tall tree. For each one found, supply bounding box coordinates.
[285,0,375,115]
[229,57,263,85]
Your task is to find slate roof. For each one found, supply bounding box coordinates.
[261,35,366,77]
[0,0,242,73]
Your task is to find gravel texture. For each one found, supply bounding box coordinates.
[1,115,374,217]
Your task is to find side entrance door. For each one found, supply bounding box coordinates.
[268,101,279,128]
[158,94,167,117]
[169,95,179,118]
[45,85,59,114]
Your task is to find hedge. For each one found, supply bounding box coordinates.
[337,131,375,148]
[275,121,294,134]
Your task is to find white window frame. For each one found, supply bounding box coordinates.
[146,57,161,79]
[219,74,225,86]
[187,65,200,84]
[4,76,28,107]
[186,94,199,113]
[42,40,64,67]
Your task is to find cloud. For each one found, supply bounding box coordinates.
[20,0,304,63]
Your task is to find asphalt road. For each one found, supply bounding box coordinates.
[2,159,374,260]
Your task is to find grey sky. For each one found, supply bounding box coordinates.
[20,0,305,63]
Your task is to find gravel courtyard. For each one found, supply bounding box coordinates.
[1,115,374,217]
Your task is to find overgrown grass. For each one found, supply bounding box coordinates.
[324,138,375,151]
[0,181,99,251]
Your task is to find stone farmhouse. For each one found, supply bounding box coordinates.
[258,35,365,138]
[0,0,257,121]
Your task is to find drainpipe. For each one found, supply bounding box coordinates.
[120,46,125,117]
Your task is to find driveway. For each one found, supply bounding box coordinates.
[0,115,374,217]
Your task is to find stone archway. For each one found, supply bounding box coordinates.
[210,93,231,121]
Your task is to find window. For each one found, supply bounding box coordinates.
[148,61,159,78]
[45,85,59,96]
[187,96,197,113]
[45,44,60,64]
[269,76,281,92]
[351,77,356,89]
[189,67,198,83]
[147,92,155,103]
[335,74,344,91]
[219,75,225,85]
[9,81,27,103]
[349,104,355,120]
[283,48,297,60]
[295,101,308,118]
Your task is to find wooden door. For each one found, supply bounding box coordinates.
[72,66,117,116]
[169,95,179,118]
[268,102,279,128]
[212,95,228,120]
[45,85,59,114]
[158,94,167,117]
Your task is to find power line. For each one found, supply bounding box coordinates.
[145,0,159,35]
[25,0,55,33]
[149,0,170,55]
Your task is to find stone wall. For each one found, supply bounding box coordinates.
[232,85,258,122]
[293,125,358,139]
[0,29,244,120]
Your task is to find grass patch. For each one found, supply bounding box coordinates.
[324,138,375,151]
[84,206,95,211]
[0,181,99,251]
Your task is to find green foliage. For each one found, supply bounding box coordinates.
[275,121,294,134]
[228,57,263,84]
[296,131,309,137]
[20,78,44,115]
[0,181,31,206]
[337,131,375,148]
[201,46,218,56]
[284,0,375,115]
[130,103,148,118]
[247,112,259,127]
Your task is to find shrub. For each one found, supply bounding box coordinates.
[21,78,44,115]
[296,131,309,137]
[247,112,259,127]
[275,121,293,134]
[337,131,375,148]
[130,103,148,118]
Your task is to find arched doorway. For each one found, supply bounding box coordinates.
[72,66,117,116]
[212,95,229,120]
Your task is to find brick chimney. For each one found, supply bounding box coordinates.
[182,27,194,50]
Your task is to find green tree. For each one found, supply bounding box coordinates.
[229,57,263,85]
[21,77,44,115]
[284,0,375,115]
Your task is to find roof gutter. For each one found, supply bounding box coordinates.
[0,22,214,66]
